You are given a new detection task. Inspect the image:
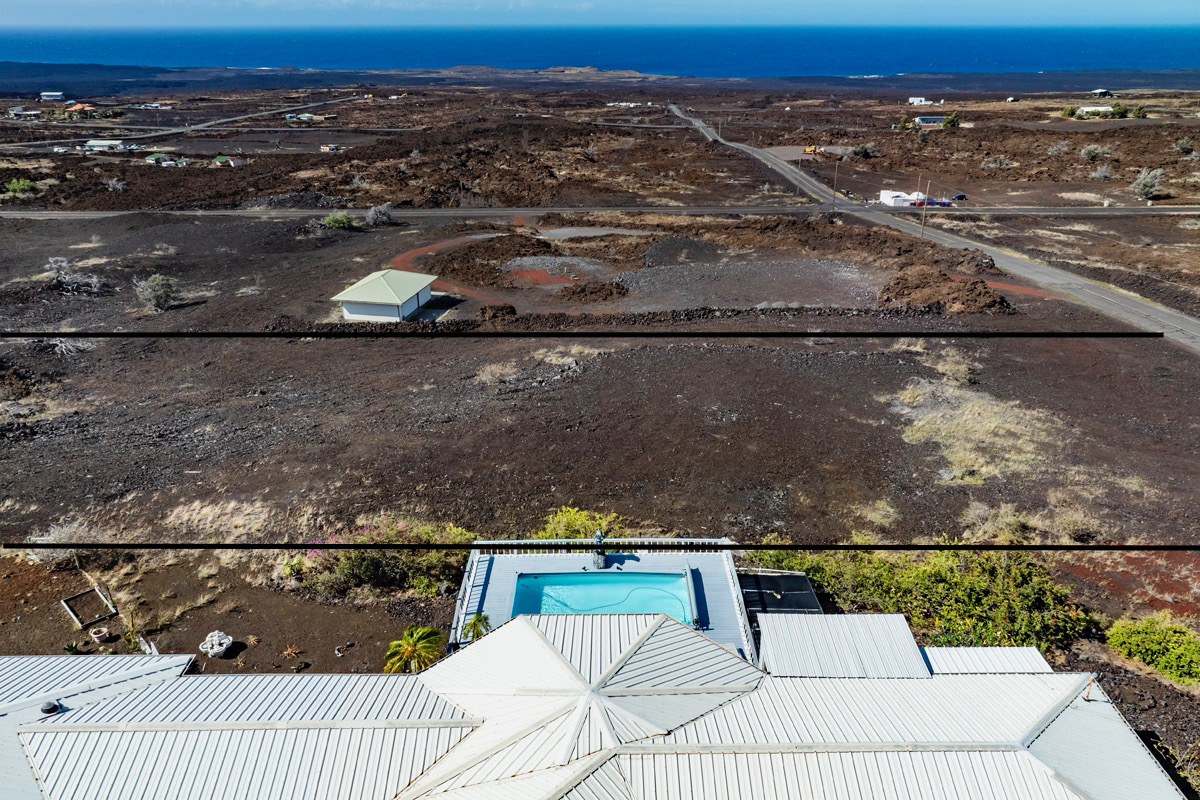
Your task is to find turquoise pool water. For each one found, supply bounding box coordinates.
[512,571,695,625]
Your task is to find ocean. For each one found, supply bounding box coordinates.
[0,26,1198,79]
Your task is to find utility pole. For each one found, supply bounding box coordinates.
[920,178,932,239]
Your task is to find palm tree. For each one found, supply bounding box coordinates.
[462,613,491,643]
[383,625,446,673]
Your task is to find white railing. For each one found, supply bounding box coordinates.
[449,549,480,644]
[470,537,735,555]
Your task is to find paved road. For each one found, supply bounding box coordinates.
[0,96,362,149]
[669,104,1200,354]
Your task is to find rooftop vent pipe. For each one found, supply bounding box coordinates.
[40,701,60,715]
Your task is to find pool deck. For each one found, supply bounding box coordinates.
[453,543,756,661]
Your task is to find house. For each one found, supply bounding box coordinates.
[211,155,247,167]
[331,269,437,322]
[82,139,123,151]
[6,107,41,119]
[879,190,927,206]
[0,613,1187,800]
[908,96,934,105]
[1078,106,1114,115]
[913,115,946,128]
[1092,88,1113,98]
[39,91,64,102]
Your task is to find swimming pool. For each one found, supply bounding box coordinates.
[512,571,696,626]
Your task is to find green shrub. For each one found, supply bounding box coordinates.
[941,112,960,128]
[1132,105,1148,119]
[748,538,1090,650]
[321,211,355,229]
[1108,613,1200,684]
[304,518,473,597]
[1175,137,1195,156]
[1131,167,1165,200]
[133,274,179,312]
[1109,103,1128,119]
[532,506,622,539]
[851,142,880,159]
[5,178,37,194]
[1060,106,1078,118]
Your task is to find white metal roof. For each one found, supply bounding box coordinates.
[1029,684,1186,800]
[3,615,1187,800]
[923,646,1053,674]
[331,270,436,305]
[758,614,930,678]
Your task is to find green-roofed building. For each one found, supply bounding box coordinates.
[331,269,437,322]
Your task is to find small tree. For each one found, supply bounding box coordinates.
[1132,105,1148,119]
[896,116,911,131]
[321,211,355,230]
[1131,167,1164,200]
[461,613,491,643]
[364,203,394,228]
[1175,137,1195,156]
[383,626,445,673]
[1109,103,1128,119]
[5,178,36,193]
[941,112,960,128]
[133,274,179,312]
[1060,106,1078,118]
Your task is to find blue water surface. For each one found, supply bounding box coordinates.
[513,571,694,624]
[0,27,1198,79]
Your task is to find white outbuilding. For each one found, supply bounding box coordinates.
[331,269,436,322]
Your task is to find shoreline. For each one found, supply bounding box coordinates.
[3,62,1200,95]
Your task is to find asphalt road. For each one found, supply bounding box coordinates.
[0,96,362,149]
[669,104,1200,354]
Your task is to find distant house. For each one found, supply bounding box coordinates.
[211,155,247,167]
[6,106,41,119]
[331,270,437,322]
[914,116,947,129]
[1078,106,1114,116]
[83,139,123,151]
[879,190,927,207]
[1092,88,1113,98]
[908,97,934,106]
[39,91,64,102]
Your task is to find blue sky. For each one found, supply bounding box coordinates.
[4,1,1199,28]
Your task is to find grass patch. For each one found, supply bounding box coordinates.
[847,499,897,528]
[888,379,1067,485]
[474,361,521,385]
[532,506,622,539]
[533,345,609,366]
[748,536,1090,650]
[1108,613,1200,685]
[298,516,474,598]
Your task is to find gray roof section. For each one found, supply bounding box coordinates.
[923,646,1052,674]
[1028,684,1187,800]
[0,655,192,800]
[758,614,930,678]
[40,673,466,725]
[458,552,754,659]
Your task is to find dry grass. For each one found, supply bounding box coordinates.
[196,563,218,580]
[533,345,609,366]
[216,600,241,614]
[847,499,898,528]
[919,346,980,387]
[474,361,521,385]
[888,378,1067,485]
